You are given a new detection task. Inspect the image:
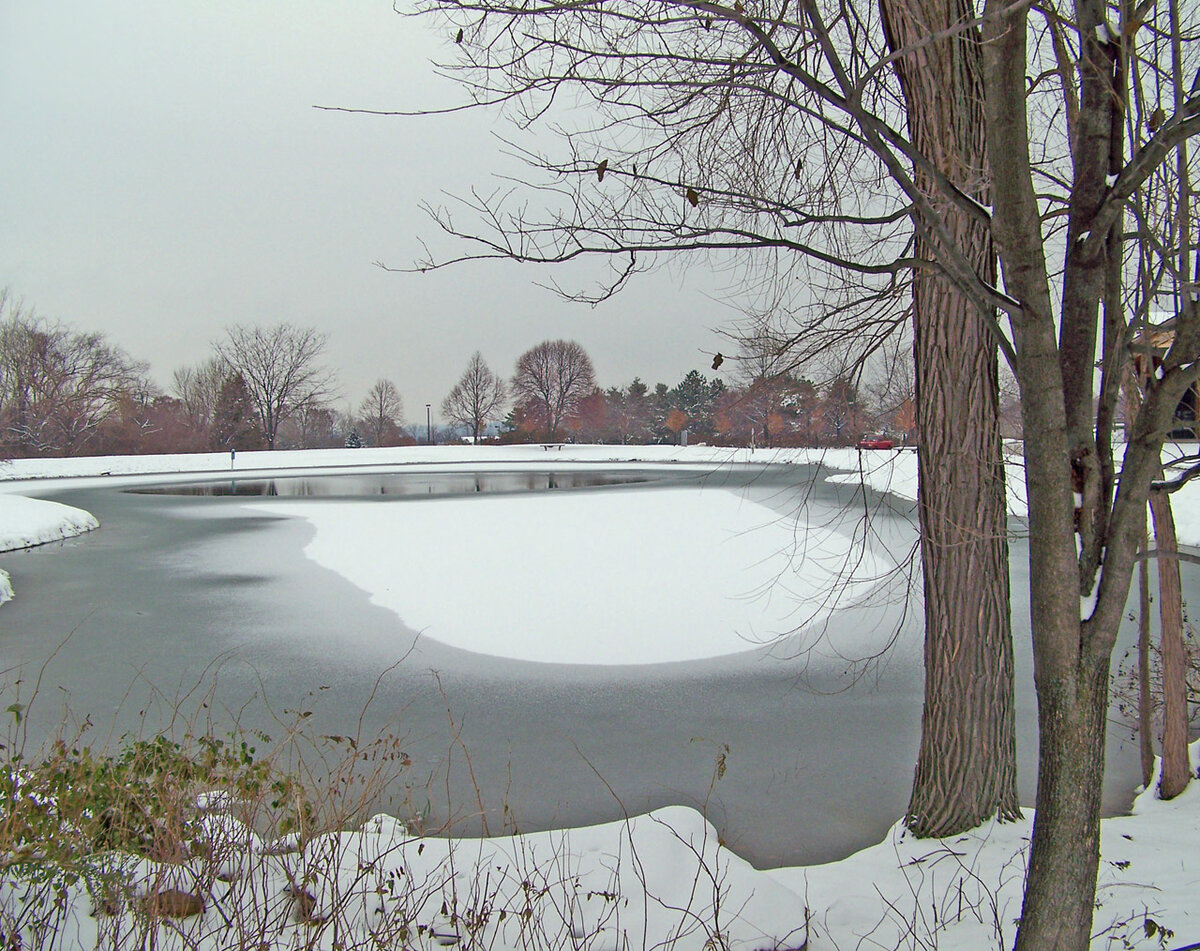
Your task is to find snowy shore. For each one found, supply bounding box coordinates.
[0,493,99,605]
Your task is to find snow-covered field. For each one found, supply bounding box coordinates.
[2,444,1198,949]
[0,443,868,486]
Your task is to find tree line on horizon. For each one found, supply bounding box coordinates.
[0,295,916,458]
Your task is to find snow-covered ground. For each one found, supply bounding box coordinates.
[2,444,1199,949]
[0,443,855,486]
[9,747,1199,951]
[0,493,99,553]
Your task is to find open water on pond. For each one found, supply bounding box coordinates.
[0,464,1156,868]
[130,470,653,497]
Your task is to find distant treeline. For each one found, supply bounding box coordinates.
[0,294,915,458]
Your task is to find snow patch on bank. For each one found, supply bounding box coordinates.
[0,494,99,554]
[822,445,1031,518]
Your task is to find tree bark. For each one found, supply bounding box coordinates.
[1155,0,1197,803]
[1018,658,1111,950]
[881,0,1020,836]
[1149,490,1191,799]
[904,290,1019,834]
[1137,529,1155,788]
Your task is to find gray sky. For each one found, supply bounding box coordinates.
[1,1,739,423]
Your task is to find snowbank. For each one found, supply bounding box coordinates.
[0,493,100,608]
[1165,478,1200,548]
[0,493,99,554]
[768,741,1200,951]
[0,444,799,484]
[0,443,922,499]
[6,803,804,951]
[824,442,1032,517]
[11,767,1198,951]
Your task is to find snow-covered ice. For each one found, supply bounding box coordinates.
[255,486,891,665]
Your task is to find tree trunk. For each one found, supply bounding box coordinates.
[981,0,1127,941]
[1124,366,1162,791]
[1017,655,1110,950]
[904,281,1019,834]
[881,0,1021,836]
[1149,489,1191,799]
[1009,362,1107,951]
[1137,529,1155,788]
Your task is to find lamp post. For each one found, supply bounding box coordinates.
[426,403,432,445]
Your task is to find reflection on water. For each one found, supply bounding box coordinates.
[131,471,656,498]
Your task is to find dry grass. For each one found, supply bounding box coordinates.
[0,663,810,951]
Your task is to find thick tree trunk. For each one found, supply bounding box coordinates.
[881,0,1020,836]
[1149,490,1191,799]
[905,261,1020,834]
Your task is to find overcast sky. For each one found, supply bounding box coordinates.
[1,2,743,422]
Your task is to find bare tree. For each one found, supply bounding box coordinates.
[394,0,1200,944]
[979,0,1198,943]
[441,351,507,441]
[731,332,834,447]
[1127,1,1197,805]
[0,291,147,456]
[510,340,595,441]
[1148,490,1189,796]
[93,375,164,453]
[214,324,336,450]
[358,378,405,447]
[171,356,226,431]
[277,400,340,449]
[728,332,790,448]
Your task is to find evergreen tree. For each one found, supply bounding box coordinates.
[210,374,262,451]
[666,370,725,441]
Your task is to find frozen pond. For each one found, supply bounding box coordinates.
[0,463,1150,867]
